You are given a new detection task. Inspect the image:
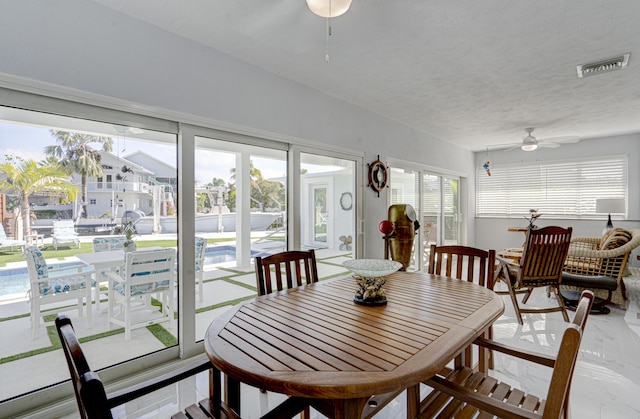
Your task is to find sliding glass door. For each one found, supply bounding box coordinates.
[299,152,356,256]
[389,164,462,271]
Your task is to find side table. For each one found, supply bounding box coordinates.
[26,233,45,248]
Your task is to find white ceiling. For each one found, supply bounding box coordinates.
[92,0,640,151]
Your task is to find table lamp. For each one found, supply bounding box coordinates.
[596,198,625,235]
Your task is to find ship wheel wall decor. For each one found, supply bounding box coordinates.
[368,155,388,197]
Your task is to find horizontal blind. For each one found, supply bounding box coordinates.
[476,156,627,217]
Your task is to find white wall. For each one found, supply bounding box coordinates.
[0,0,475,258]
[473,133,640,266]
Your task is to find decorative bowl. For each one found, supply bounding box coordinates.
[342,259,402,278]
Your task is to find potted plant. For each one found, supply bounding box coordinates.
[123,222,136,252]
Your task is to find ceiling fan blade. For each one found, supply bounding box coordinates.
[538,142,560,148]
[542,135,580,144]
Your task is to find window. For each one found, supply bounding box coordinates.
[476,156,628,217]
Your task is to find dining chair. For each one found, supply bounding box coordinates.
[25,246,95,339]
[253,249,319,419]
[419,290,594,419]
[105,248,176,340]
[55,315,213,419]
[428,244,496,372]
[495,226,573,325]
[254,249,319,296]
[92,235,127,252]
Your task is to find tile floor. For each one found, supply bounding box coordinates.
[3,252,640,418]
[66,283,640,418]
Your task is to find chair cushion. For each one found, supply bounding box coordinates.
[113,280,171,296]
[28,246,49,279]
[39,277,90,296]
[600,228,632,250]
[561,272,618,291]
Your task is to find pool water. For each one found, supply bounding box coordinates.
[0,245,243,298]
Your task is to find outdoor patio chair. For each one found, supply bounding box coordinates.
[428,244,496,372]
[495,226,573,325]
[25,246,96,339]
[92,235,126,252]
[52,220,80,250]
[0,224,25,252]
[106,248,176,340]
[419,291,594,419]
[195,236,207,301]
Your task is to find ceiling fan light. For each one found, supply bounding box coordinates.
[521,143,538,151]
[306,0,352,18]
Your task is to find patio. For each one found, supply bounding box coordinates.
[0,233,355,402]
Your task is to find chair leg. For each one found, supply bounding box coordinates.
[31,298,39,339]
[125,298,132,340]
[521,287,534,304]
[505,279,524,325]
[552,285,570,322]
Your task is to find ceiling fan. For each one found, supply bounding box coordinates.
[507,128,580,151]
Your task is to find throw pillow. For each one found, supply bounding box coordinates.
[600,228,632,250]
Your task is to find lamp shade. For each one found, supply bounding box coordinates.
[595,198,625,214]
[306,0,352,18]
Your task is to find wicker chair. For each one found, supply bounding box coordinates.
[562,228,640,311]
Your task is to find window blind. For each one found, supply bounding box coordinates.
[476,156,627,218]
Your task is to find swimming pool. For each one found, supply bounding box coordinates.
[0,245,254,298]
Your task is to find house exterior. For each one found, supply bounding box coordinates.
[29,151,176,232]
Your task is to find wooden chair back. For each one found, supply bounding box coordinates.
[255,250,319,296]
[421,291,594,419]
[428,244,496,372]
[543,290,594,418]
[56,315,113,419]
[519,226,573,287]
[428,244,496,287]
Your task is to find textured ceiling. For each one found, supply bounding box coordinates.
[92,0,640,151]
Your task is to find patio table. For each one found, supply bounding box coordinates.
[204,270,504,418]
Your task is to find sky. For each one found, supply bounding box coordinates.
[0,122,288,186]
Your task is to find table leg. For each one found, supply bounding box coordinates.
[331,397,369,418]
[224,374,241,415]
[406,384,420,419]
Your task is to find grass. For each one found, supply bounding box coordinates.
[0,236,247,267]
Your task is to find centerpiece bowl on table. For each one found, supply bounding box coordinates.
[342,259,402,306]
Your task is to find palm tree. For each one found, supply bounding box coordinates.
[0,155,78,239]
[45,131,113,219]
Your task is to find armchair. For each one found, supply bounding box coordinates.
[106,248,176,340]
[562,228,640,310]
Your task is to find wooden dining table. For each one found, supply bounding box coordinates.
[204,270,504,419]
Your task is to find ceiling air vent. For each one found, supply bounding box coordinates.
[577,53,630,78]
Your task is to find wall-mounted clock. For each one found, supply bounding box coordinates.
[368,155,388,197]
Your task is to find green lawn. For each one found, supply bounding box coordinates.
[0,236,243,267]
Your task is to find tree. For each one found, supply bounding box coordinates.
[0,155,78,239]
[228,162,284,213]
[45,130,113,219]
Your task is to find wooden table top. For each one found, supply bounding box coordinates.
[204,271,504,402]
